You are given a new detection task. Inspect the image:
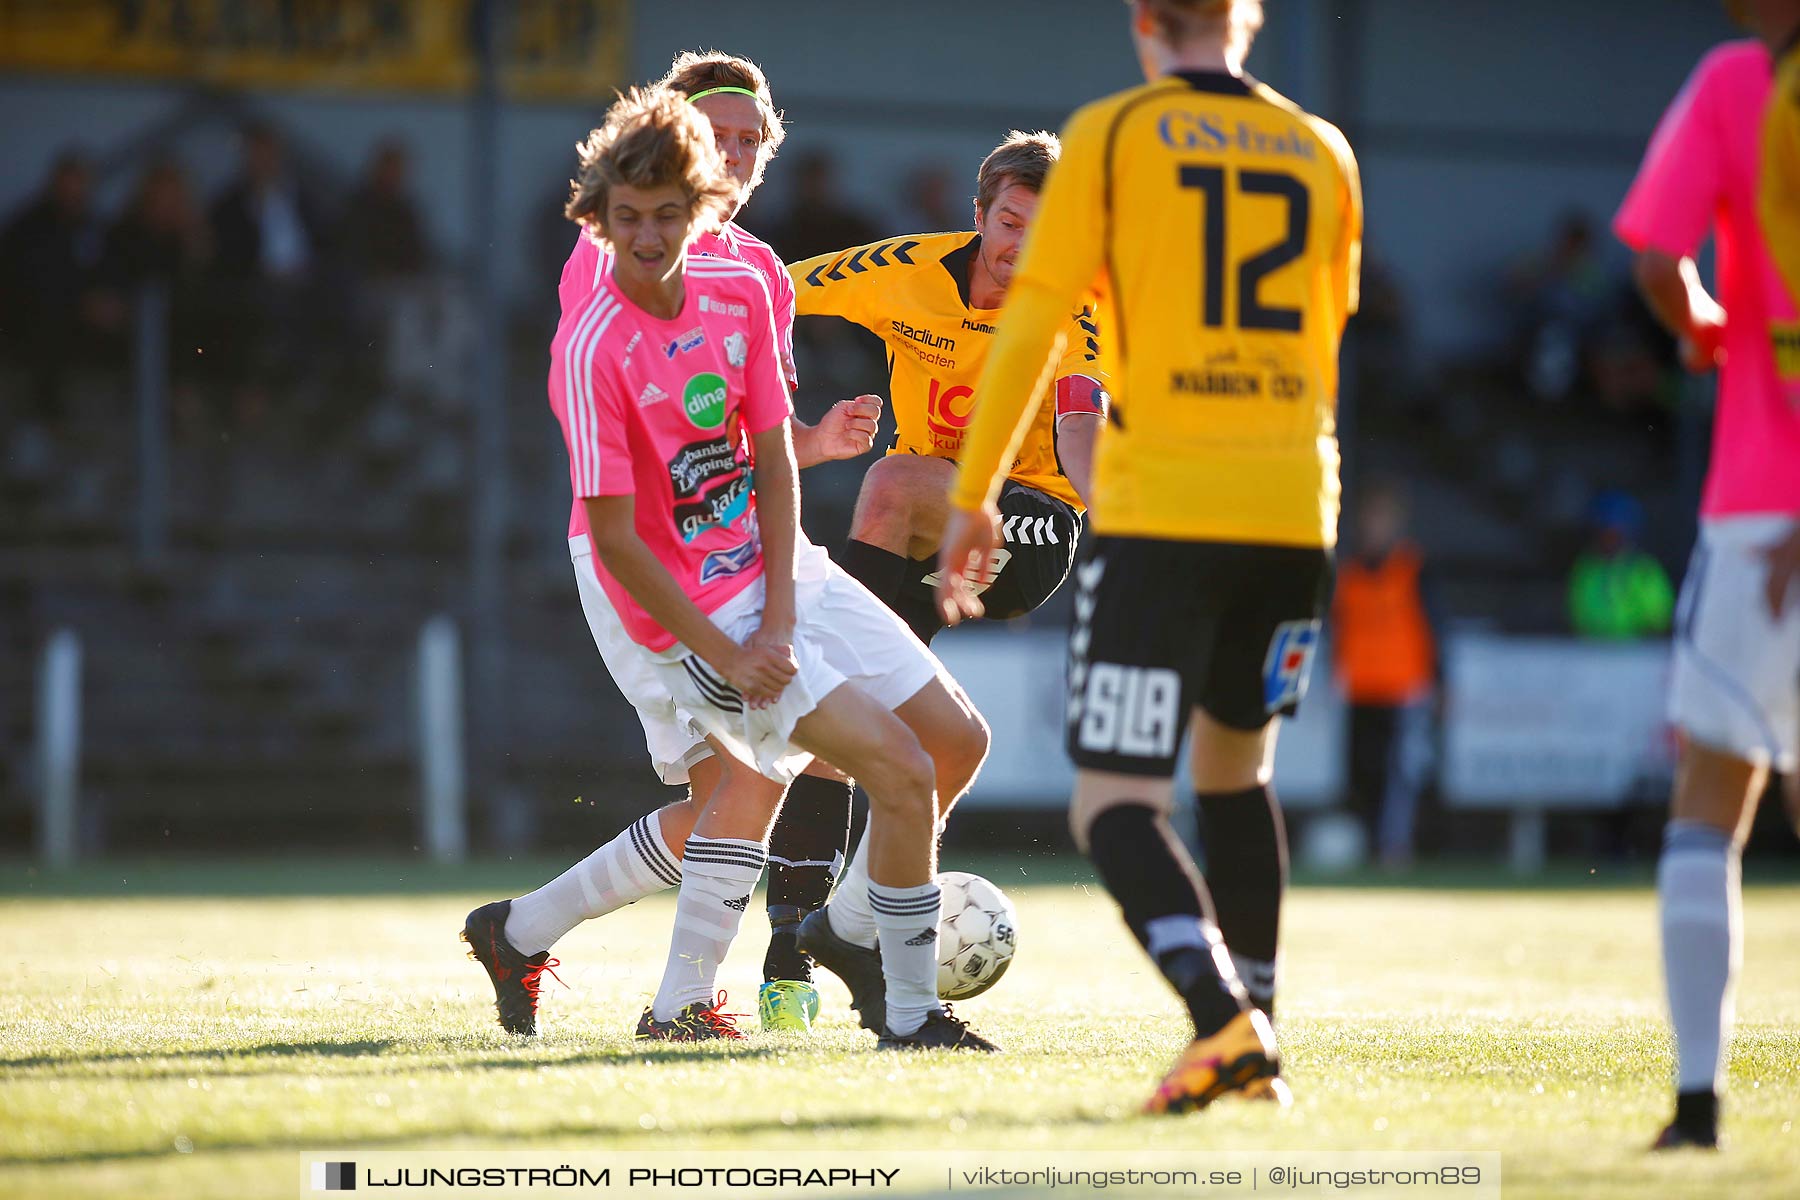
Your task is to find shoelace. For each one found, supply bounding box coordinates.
[694,990,746,1039]
[515,956,564,1009]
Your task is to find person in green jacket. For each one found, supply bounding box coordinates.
[1568,490,1674,640]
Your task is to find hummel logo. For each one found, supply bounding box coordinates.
[637,381,669,407]
[1001,514,1060,546]
[905,928,938,946]
[724,894,751,912]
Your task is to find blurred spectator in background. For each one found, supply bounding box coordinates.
[899,163,961,232]
[1332,479,1438,869]
[767,150,879,262]
[773,150,886,411]
[1510,211,1614,404]
[1567,490,1674,640]
[338,139,430,281]
[98,159,212,421]
[0,150,107,426]
[208,121,326,413]
[103,159,211,289]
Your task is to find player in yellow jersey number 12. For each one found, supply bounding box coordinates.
[942,0,1363,1115]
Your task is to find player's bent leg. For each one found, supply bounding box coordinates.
[463,765,704,1036]
[1190,708,1288,1019]
[790,683,997,1050]
[892,672,991,823]
[1653,736,1766,1149]
[762,759,853,1030]
[1071,770,1281,1110]
[842,458,960,645]
[640,740,784,1042]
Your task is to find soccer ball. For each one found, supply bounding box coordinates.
[935,870,1018,1000]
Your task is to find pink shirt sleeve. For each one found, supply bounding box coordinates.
[773,263,799,389]
[1615,55,1722,258]
[565,315,636,499]
[740,275,793,436]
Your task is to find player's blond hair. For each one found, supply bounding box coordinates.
[975,130,1061,216]
[565,86,738,239]
[658,49,786,193]
[1143,0,1264,57]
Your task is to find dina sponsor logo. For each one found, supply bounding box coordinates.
[674,474,751,542]
[699,539,759,584]
[667,437,740,498]
[663,326,706,358]
[701,295,749,319]
[681,371,729,429]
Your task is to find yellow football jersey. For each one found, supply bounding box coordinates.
[1762,37,1800,309]
[951,72,1362,548]
[789,231,1102,510]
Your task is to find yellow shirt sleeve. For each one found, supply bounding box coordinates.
[1761,54,1800,308]
[788,241,890,329]
[1328,125,1365,318]
[951,104,1109,511]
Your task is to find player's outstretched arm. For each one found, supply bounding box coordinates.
[584,495,794,704]
[1053,411,1103,506]
[791,395,883,467]
[748,420,800,658]
[1631,249,1726,372]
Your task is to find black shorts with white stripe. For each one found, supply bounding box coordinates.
[906,478,1082,622]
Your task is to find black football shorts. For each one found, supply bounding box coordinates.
[900,479,1082,633]
[1066,534,1333,777]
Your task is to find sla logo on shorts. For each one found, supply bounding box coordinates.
[682,372,728,429]
[724,330,748,369]
[699,539,758,583]
[1075,662,1181,759]
[1262,620,1320,713]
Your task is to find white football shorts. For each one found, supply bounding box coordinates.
[570,534,710,785]
[1668,515,1800,772]
[648,558,943,785]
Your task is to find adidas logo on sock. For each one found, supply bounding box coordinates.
[905,928,938,946]
[724,894,751,912]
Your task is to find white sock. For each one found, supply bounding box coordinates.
[1658,820,1741,1093]
[505,811,681,955]
[869,880,943,1036]
[651,835,767,1020]
[827,829,879,948]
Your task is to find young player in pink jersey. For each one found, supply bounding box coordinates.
[486,86,997,1049]
[465,54,881,1039]
[1614,33,1800,1150]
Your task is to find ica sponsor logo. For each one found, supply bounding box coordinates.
[682,372,729,429]
[925,377,976,450]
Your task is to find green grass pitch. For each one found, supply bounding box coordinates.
[2,857,1797,1198]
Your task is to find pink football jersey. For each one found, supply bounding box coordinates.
[1615,41,1800,518]
[549,256,792,650]
[561,223,798,388]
